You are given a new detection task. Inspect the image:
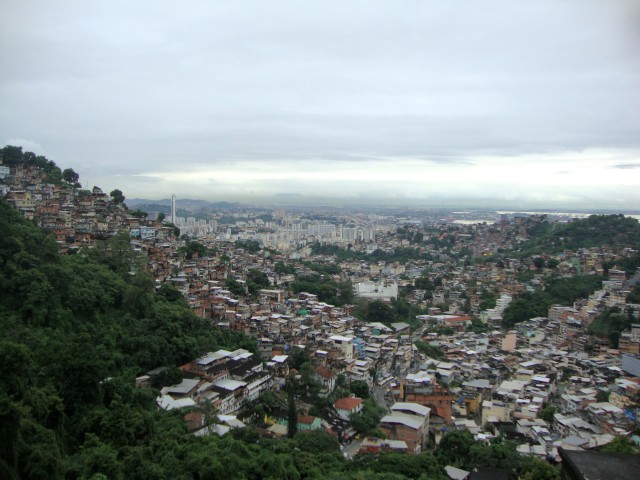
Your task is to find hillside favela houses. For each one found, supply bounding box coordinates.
[2,146,640,478]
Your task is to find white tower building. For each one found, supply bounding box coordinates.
[171,194,176,224]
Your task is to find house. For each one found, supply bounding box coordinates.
[359,438,409,455]
[379,402,430,454]
[443,315,473,333]
[297,414,323,431]
[193,414,246,436]
[444,465,471,480]
[277,413,323,432]
[314,365,336,396]
[481,400,511,425]
[329,335,354,360]
[268,354,289,378]
[156,394,197,411]
[160,378,201,399]
[334,396,364,420]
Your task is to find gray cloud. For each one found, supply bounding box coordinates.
[610,163,640,170]
[1,1,639,208]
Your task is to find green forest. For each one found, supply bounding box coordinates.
[310,242,436,264]
[502,275,603,327]
[522,214,640,255]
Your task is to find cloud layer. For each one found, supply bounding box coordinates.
[1,1,639,208]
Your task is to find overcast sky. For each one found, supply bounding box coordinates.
[1,0,639,209]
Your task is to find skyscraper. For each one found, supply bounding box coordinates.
[171,194,176,224]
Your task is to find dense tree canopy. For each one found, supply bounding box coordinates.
[350,399,386,436]
[588,307,632,347]
[436,431,560,480]
[310,241,435,264]
[62,167,80,185]
[110,188,125,204]
[523,214,640,254]
[290,274,354,306]
[502,275,603,327]
[179,240,207,260]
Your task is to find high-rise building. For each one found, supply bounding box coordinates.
[341,227,358,240]
[171,194,176,224]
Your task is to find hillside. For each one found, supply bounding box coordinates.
[0,199,442,479]
[0,199,268,479]
[0,199,560,479]
[522,214,640,254]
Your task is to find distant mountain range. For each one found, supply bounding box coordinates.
[126,198,243,210]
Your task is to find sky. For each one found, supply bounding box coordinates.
[1,0,639,210]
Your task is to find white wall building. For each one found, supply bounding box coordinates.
[355,281,398,301]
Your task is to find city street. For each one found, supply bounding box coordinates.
[342,438,363,459]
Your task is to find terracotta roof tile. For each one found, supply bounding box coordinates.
[334,397,363,411]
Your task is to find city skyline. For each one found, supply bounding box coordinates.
[1,1,639,209]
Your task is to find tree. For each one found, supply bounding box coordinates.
[364,300,396,324]
[157,212,166,222]
[436,430,475,468]
[1,145,24,165]
[129,209,148,219]
[518,456,560,480]
[359,452,447,480]
[350,398,385,436]
[62,168,80,185]
[336,280,354,305]
[103,229,140,276]
[225,278,246,296]
[628,285,640,304]
[180,241,207,260]
[275,261,295,275]
[45,166,63,184]
[71,434,122,479]
[156,284,184,303]
[415,341,446,360]
[503,275,602,328]
[294,430,340,454]
[350,380,370,399]
[288,346,311,370]
[110,189,125,204]
[539,405,556,423]
[234,240,261,253]
[299,362,322,398]
[247,269,271,295]
[546,258,559,269]
[589,308,632,348]
[601,435,640,454]
[199,398,221,430]
[0,342,35,399]
[414,276,434,292]
[595,390,610,403]
[287,390,298,438]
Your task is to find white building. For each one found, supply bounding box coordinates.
[329,335,354,361]
[355,281,398,301]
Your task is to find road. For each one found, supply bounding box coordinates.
[628,267,640,287]
[372,385,390,410]
[338,385,390,460]
[342,438,363,459]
